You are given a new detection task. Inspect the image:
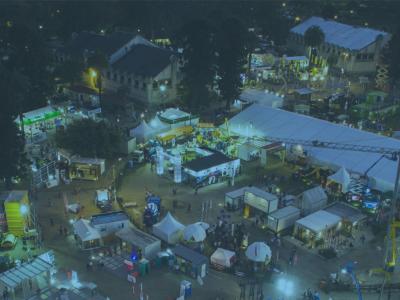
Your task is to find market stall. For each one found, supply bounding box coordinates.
[245,242,272,265]
[116,226,161,260]
[294,210,341,246]
[243,187,278,220]
[300,186,328,216]
[172,244,208,278]
[328,167,351,193]
[210,248,236,270]
[267,206,301,233]
[152,212,185,244]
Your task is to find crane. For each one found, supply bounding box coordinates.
[246,135,400,297]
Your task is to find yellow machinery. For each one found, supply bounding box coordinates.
[157,126,193,145]
[387,221,400,269]
[4,191,30,237]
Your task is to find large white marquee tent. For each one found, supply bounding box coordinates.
[228,104,400,192]
[152,212,185,244]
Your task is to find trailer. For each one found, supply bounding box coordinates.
[266,206,301,233]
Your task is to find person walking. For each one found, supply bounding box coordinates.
[187,203,191,213]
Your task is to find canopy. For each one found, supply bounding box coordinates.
[239,89,283,108]
[303,186,328,204]
[227,104,400,192]
[183,224,206,242]
[148,115,170,133]
[211,248,236,268]
[194,221,210,231]
[152,212,185,244]
[73,219,101,242]
[328,167,351,192]
[296,210,341,233]
[245,242,272,263]
[130,120,156,141]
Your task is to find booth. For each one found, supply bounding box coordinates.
[267,206,301,233]
[328,167,351,193]
[130,120,156,142]
[225,187,248,210]
[183,224,206,243]
[172,244,208,278]
[152,212,185,244]
[300,186,328,216]
[3,191,30,237]
[243,187,278,219]
[73,219,102,250]
[69,157,105,181]
[116,226,161,260]
[210,248,236,270]
[294,210,341,246]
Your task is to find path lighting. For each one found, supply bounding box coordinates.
[90,69,97,78]
[277,277,294,296]
[20,204,29,215]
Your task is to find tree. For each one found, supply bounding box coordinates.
[54,58,85,86]
[304,25,325,48]
[0,66,29,188]
[216,18,250,109]
[55,119,122,158]
[175,19,216,111]
[382,26,400,83]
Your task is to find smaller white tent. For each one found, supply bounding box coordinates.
[148,115,170,133]
[183,224,206,242]
[130,120,156,141]
[328,167,351,192]
[195,222,210,231]
[211,248,236,268]
[152,212,185,244]
[245,242,272,263]
[301,186,328,215]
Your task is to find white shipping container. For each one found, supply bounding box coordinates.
[267,206,301,233]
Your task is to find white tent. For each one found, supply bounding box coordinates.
[195,222,210,231]
[245,242,272,263]
[301,186,328,215]
[73,219,101,242]
[328,167,351,192]
[148,115,170,133]
[130,120,156,141]
[239,89,284,108]
[211,248,236,268]
[152,212,185,244]
[183,224,206,242]
[227,104,400,192]
[295,210,341,234]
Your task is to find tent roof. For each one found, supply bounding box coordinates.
[0,256,53,288]
[132,120,155,137]
[159,108,191,121]
[269,206,300,219]
[303,186,327,202]
[183,224,206,242]
[290,16,389,50]
[153,212,185,235]
[239,89,283,108]
[228,104,400,192]
[245,186,278,202]
[73,219,101,242]
[324,202,366,224]
[328,167,351,186]
[148,115,169,130]
[245,242,272,262]
[211,248,235,261]
[296,210,341,233]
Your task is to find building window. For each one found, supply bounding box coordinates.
[127,77,131,84]
[142,83,147,90]
[113,73,117,81]
[135,80,139,88]
[106,71,111,79]
[120,75,125,84]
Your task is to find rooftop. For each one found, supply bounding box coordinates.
[245,186,278,202]
[269,206,300,219]
[184,151,235,172]
[2,190,28,203]
[291,16,389,50]
[111,44,174,77]
[61,31,135,57]
[296,210,341,233]
[324,202,366,224]
[115,226,160,248]
[173,244,208,266]
[91,211,129,226]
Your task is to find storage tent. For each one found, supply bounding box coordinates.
[183,224,206,242]
[211,248,236,268]
[152,212,185,244]
[73,219,101,245]
[328,167,351,192]
[130,120,156,141]
[295,210,341,234]
[148,115,170,133]
[227,104,400,192]
[301,186,328,215]
[245,242,272,263]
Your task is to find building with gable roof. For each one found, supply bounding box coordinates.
[288,16,391,74]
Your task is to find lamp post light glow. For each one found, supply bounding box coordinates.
[20,204,29,215]
[90,69,97,78]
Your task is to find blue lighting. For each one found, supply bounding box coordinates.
[130,250,138,262]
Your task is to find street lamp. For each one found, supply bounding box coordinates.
[277,277,294,297]
[20,204,29,215]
